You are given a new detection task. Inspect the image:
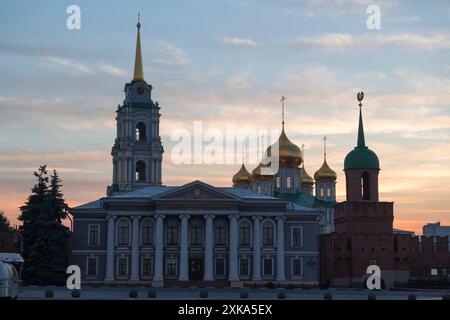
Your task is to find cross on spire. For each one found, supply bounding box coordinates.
[323,136,327,159]
[280,96,286,129]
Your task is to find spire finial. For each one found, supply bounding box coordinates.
[356,91,366,148]
[280,96,286,130]
[242,140,245,164]
[323,136,327,160]
[133,13,144,81]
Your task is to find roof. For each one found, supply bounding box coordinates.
[344,106,380,170]
[73,184,282,211]
[275,191,336,209]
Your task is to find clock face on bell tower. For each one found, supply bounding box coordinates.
[136,85,145,95]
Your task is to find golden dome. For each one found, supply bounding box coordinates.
[232,164,251,186]
[251,162,274,180]
[314,159,337,182]
[300,166,314,187]
[266,129,303,168]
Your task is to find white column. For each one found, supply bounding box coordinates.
[276,216,286,281]
[179,215,190,281]
[204,214,215,281]
[228,215,239,281]
[130,215,141,281]
[153,214,165,282]
[105,215,116,281]
[252,216,262,281]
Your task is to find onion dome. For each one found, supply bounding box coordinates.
[300,165,314,187]
[251,162,274,180]
[266,128,303,168]
[344,93,380,170]
[232,164,252,186]
[314,159,337,182]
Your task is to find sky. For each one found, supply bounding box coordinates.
[0,0,449,234]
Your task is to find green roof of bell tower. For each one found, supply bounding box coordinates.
[344,93,380,170]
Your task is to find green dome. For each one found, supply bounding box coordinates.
[344,147,379,170]
[345,103,380,170]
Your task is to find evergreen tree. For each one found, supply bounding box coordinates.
[39,169,70,284]
[18,165,49,284]
[0,211,13,233]
[18,166,71,285]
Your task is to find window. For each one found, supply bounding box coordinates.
[136,122,146,141]
[291,227,302,247]
[292,258,302,276]
[287,176,291,189]
[141,219,154,246]
[87,257,97,275]
[276,177,280,189]
[257,185,261,194]
[239,258,250,275]
[166,257,177,275]
[117,257,128,276]
[135,160,146,182]
[263,258,273,275]
[327,188,331,197]
[142,257,153,276]
[88,224,99,246]
[215,258,225,276]
[166,220,178,245]
[262,221,274,246]
[320,188,324,197]
[361,172,370,200]
[190,220,203,245]
[239,220,251,246]
[214,221,227,246]
[117,220,130,246]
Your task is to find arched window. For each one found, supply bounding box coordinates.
[136,122,146,141]
[361,171,370,200]
[135,160,146,182]
[141,219,154,246]
[166,220,178,245]
[327,188,332,197]
[239,220,251,246]
[276,177,280,189]
[117,219,130,246]
[262,220,274,246]
[214,220,227,246]
[320,187,324,197]
[286,176,291,189]
[257,185,261,194]
[190,220,203,245]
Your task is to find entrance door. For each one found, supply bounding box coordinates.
[189,258,203,281]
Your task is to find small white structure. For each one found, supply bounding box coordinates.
[0,253,23,299]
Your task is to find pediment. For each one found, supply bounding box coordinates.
[153,180,239,201]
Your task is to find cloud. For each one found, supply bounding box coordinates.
[99,64,128,78]
[295,32,450,50]
[222,36,258,47]
[153,42,191,67]
[46,56,93,75]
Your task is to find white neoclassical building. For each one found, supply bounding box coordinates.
[70,19,322,287]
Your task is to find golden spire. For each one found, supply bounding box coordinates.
[133,13,144,81]
[280,96,286,130]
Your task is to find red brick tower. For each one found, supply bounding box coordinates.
[321,92,397,288]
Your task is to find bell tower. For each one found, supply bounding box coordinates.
[107,15,164,195]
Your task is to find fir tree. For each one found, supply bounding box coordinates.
[18,166,71,285]
[0,211,13,234]
[18,165,49,284]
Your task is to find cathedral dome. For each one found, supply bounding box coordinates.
[266,129,303,168]
[232,164,252,186]
[300,166,314,187]
[314,160,337,182]
[251,162,274,179]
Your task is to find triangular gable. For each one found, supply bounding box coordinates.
[152,180,241,201]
